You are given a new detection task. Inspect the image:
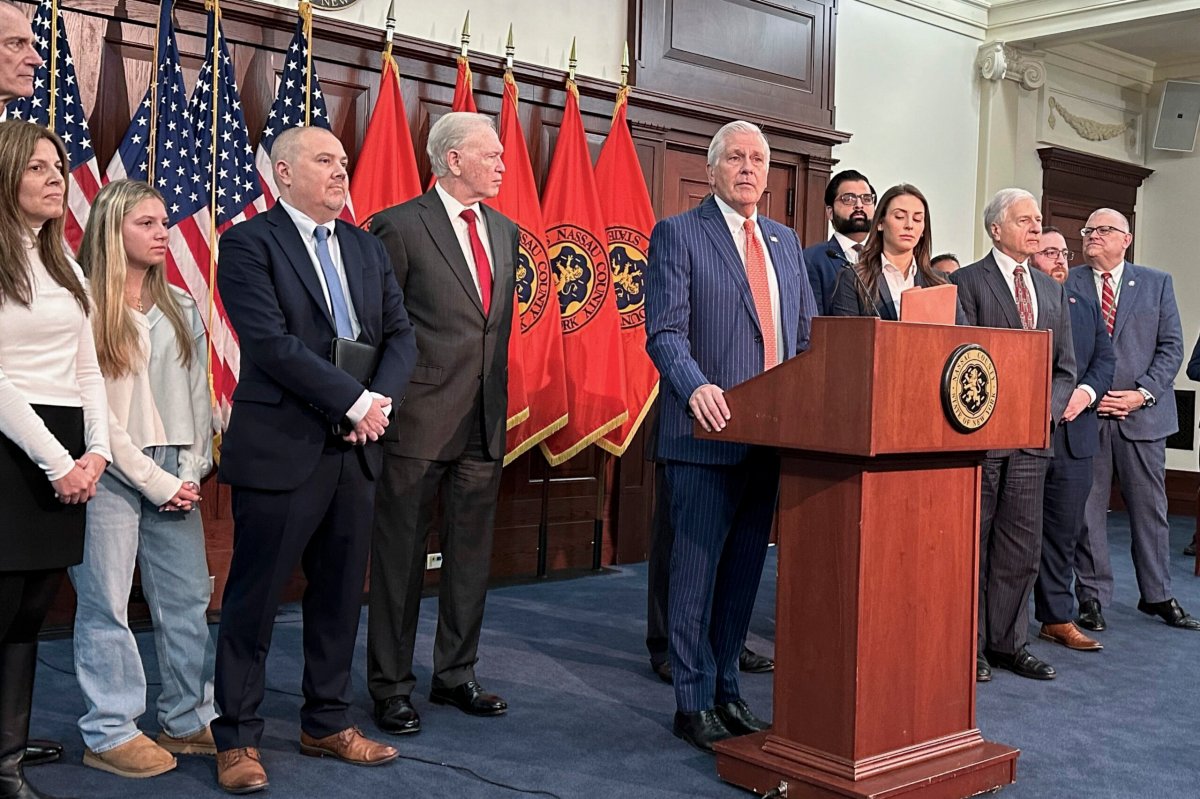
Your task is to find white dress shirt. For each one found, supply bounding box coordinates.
[434,182,493,304]
[881,255,917,316]
[1090,261,1125,310]
[991,247,1039,326]
[833,231,864,264]
[713,194,785,363]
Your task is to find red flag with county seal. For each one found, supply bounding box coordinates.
[539,80,627,465]
[594,85,658,456]
[485,72,568,463]
[352,51,422,226]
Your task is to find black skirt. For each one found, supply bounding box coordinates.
[0,404,86,572]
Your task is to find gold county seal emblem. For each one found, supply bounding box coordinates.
[310,0,361,9]
[942,344,998,432]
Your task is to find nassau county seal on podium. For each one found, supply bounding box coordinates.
[942,344,998,432]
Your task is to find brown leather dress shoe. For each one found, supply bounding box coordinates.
[216,747,268,795]
[299,727,398,766]
[1039,622,1103,651]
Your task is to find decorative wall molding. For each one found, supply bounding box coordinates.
[1048,97,1134,141]
[976,42,1045,89]
[853,0,990,40]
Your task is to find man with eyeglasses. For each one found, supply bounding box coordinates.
[950,188,1076,682]
[802,170,876,315]
[1029,226,1114,654]
[1065,209,1199,632]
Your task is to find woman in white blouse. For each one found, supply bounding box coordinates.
[69,180,215,779]
[0,121,110,799]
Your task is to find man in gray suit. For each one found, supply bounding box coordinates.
[367,112,519,736]
[1066,208,1200,632]
[951,188,1076,682]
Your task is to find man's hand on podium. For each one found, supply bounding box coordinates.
[690,384,730,433]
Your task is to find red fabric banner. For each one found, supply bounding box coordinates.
[351,53,423,227]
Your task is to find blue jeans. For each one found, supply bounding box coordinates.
[69,446,216,752]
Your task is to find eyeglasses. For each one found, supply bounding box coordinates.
[1038,248,1073,261]
[1080,225,1128,238]
[836,193,876,208]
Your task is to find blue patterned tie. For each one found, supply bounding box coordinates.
[313,225,353,338]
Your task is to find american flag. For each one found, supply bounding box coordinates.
[107,1,260,427]
[8,0,102,252]
[255,4,354,221]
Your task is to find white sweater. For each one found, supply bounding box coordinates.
[104,287,213,505]
[0,238,111,480]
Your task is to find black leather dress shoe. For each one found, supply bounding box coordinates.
[429,680,508,716]
[1137,597,1200,630]
[23,739,63,767]
[373,695,421,735]
[985,647,1056,680]
[673,709,734,753]
[715,700,770,736]
[738,647,774,674]
[1184,541,1197,558]
[1076,598,1106,632]
[975,654,992,683]
[651,659,672,684]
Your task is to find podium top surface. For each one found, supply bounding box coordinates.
[698,317,1052,457]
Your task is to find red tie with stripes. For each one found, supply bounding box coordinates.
[742,219,778,369]
[1100,272,1116,335]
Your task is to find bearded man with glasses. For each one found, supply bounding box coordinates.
[1065,208,1199,633]
[803,170,876,314]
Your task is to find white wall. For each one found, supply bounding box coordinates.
[832,1,984,262]
[252,0,628,81]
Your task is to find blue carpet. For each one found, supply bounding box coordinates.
[23,512,1200,798]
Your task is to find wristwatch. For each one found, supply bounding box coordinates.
[1137,387,1156,408]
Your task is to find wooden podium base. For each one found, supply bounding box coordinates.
[715,733,1018,799]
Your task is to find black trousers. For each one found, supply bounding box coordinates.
[212,445,374,751]
[367,413,502,700]
[1034,429,1093,624]
[0,571,61,644]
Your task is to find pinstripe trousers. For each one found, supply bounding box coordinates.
[665,450,779,713]
[979,451,1048,655]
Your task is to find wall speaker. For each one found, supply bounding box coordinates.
[1153,80,1200,152]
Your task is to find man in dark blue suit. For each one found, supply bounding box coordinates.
[645,120,817,752]
[211,126,417,793]
[1029,227,1114,653]
[1066,208,1199,633]
[801,169,875,314]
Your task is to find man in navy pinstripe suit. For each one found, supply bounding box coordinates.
[645,121,817,752]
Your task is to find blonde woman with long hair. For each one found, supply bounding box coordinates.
[69,179,215,779]
[0,120,110,799]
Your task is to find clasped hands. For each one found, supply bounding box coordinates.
[1095,389,1145,420]
[343,392,393,445]
[50,452,107,505]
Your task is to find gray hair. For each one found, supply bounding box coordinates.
[707,120,770,168]
[983,188,1037,239]
[427,112,495,177]
[1088,207,1130,231]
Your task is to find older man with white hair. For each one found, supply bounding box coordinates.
[950,188,1076,682]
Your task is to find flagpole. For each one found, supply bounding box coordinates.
[301,1,313,126]
[460,10,470,58]
[205,0,222,411]
[147,1,165,185]
[383,0,395,62]
[47,0,59,127]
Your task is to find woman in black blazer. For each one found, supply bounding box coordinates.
[830,183,964,323]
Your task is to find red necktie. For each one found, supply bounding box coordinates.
[742,219,778,369]
[460,208,493,315]
[1013,264,1034,331]
[1100,272,1116,335]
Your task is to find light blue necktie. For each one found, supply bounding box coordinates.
[313,225,353,338]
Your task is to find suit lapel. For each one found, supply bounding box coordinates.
[418,191,486,317]
[762,220,797,353]
[481,205,511,322]
[981,257,1023,329]
[1112,262,1139,342]
[334,220,369,338]
[877,277,898,321]
[1030,270,1055,331]
[267,204,335,331]
[698,198,760,331]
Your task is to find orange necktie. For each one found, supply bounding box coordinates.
[742,218,778,369]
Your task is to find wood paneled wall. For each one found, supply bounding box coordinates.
[37,0,845,629]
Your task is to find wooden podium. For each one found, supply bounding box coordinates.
[704,317,1053,799]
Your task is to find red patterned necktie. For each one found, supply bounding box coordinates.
[1013,264,1034,330]
[1100,272,1116,335]
[460,208,493,315]
[742,218,778,369]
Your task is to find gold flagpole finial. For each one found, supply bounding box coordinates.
[384,0,395,59]
[620,42,629,88]
[459,11,471,58]
[568,37,577,83]
[505,24,514,71]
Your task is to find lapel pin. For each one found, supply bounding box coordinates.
[769,235,779,243]
[1128,280,1135,286]
[1069,297,1076,303]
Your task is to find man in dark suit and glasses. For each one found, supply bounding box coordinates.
[1029,227,1114,653]
[950,188,1076,682]
[645,120,817,752]
[212,126,416,794]
[802,169,876,315]
[1067,208,1199,632]
[367,112,517,736]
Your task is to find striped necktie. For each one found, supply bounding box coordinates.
[742,218,778,369]
[1100,272,1116,335]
